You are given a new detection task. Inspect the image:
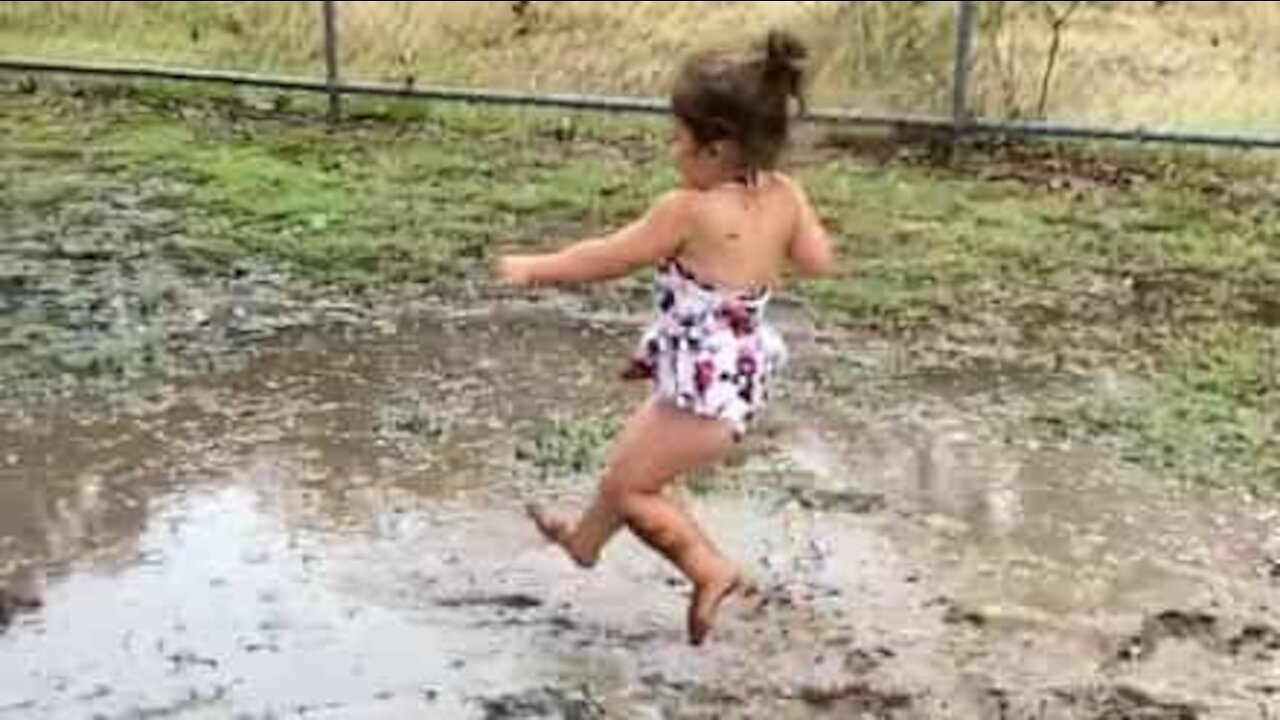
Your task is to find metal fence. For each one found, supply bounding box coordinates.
[2,1,1278,150]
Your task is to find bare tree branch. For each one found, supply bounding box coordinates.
[1037,0,1084,118]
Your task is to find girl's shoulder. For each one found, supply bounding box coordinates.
[767,171,817,212]
[768,170,805,196]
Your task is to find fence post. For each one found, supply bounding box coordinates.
[950,0,977,148]
[322,0,341,122]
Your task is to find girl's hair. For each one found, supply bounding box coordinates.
[671,30,808,171]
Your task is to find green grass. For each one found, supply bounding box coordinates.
[1033,325,1279,488]
[516,414,620,477]
[794,145,1279,491]
[0,83,669,286]
[2,81,1278,491]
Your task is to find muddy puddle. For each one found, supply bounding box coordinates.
[1,308,1277,719]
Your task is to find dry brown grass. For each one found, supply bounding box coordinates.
[1,1,1277,133]
[982,1,1280,133]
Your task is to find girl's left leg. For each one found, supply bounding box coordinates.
[526,395,666,568]
[529,397,745,644]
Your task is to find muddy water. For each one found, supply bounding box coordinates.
[1,308,1277,719]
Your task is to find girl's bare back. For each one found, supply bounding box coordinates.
[676,172,832,291]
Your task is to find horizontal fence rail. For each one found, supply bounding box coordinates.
[3,56,1280,151]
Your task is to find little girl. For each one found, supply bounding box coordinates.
[497,30,834,645]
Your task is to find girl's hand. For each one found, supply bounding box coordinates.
[495,254,536,286]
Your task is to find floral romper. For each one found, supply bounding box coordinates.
[623,259,788,437]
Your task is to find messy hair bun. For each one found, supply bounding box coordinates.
[670,30,810,171]
[763,29,808,114]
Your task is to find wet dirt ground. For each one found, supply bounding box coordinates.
[1,307,1277,719]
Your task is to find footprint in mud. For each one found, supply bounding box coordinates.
[0,575,43,632]
[931,596,988,629]
[842,646,896,676]
[793,681,913,715]
[1229,623,1280,661]
[775,485,887,515]
[725,576,848,640]
[1114,609,1280,664]
[435,592,666,647]
[1115,610,1220,663]
[1051,684,1201,720]
[435,592,544,610]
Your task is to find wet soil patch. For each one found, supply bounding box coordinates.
[477,686,606,720]
[1,310,1277,719]
[1051,684,1202,720]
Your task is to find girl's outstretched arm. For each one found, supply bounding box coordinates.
[497,190,691,285]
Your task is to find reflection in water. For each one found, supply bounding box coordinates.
[3,483,490,718]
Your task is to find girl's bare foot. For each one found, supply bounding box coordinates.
[526,502,570,542]
[526,503,595,567]
[687,562,745,646]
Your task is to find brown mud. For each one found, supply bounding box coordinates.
[1,309,1277,719]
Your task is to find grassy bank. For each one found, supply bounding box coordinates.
[1,79,1276,490]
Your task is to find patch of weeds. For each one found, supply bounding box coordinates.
[193,143,355,223]
[375,393,448,443]
[1037,390,1278,492]
[108,120,359,237]
[695,440,819,499]
[515,414,618,477]
[372,390,457,466]
[797,154,1280,340]
[1031,329,1280,491]
[51,335,164,380]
